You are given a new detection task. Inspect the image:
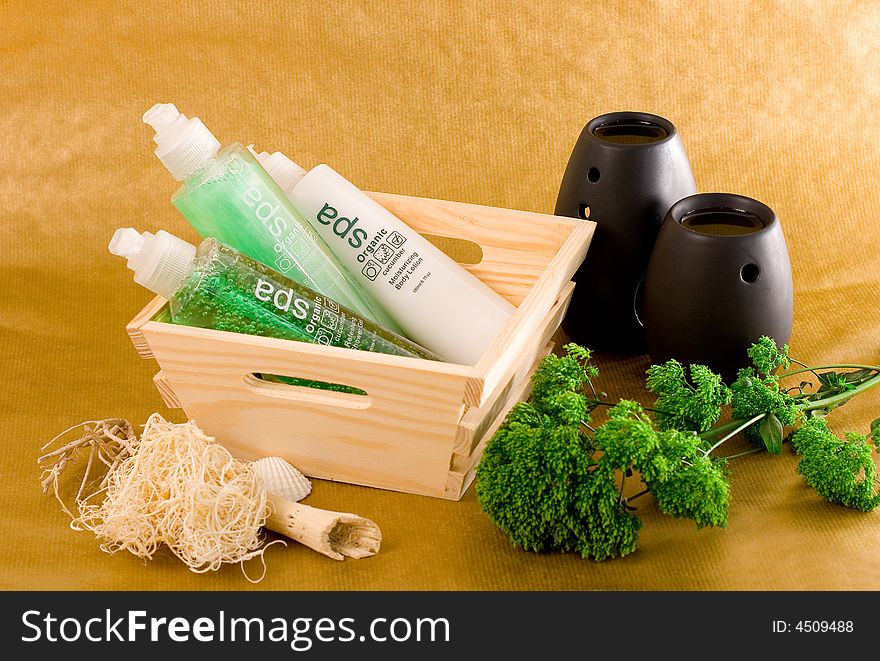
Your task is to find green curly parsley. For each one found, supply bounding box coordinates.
[791,417,879,511]
[476,337,880,561]
[646,360,731,432]
[729,339,800,448]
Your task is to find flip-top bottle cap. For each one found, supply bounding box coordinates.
[249,147,307,194]
[143,103,221,180]
[109,228,196,299]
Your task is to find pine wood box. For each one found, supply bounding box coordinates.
[126,193,595,500]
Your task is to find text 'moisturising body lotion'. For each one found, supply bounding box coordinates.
[251,149,515,365]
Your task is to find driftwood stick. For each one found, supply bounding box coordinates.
[265,494,381,561]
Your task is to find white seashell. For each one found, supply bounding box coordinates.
[252,456,312,502]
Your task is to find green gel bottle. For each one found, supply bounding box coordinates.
[109,228,440,362]
[142,103,402,334]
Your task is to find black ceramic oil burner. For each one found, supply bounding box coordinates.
[642,193,793,380]
[555,111,697,351]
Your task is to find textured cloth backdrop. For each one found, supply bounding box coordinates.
[1,1,878,589]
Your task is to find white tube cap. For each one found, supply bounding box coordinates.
[109,228,197,299]
[249,147,307,194]
[143,103,221,180]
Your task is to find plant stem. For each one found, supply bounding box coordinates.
[704,414,766,455]
[797,371,880,413]
[582,377,598,400]
[641,406,668,415]
[780,364,880,378]
[701,417,753,439]
[789,358,823,383]
[719,446,766,460]
[584,398,667,415]
[627,488,650,502]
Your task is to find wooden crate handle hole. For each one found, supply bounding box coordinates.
[242,373,372,410]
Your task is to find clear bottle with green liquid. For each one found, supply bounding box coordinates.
[142,103,402,334]
[108,228,439,362]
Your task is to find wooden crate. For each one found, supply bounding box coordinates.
[126,192,595,500]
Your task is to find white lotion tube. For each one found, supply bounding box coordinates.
[252,150,515,365]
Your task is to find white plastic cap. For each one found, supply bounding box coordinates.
[249,147,307,194]
[143,103,221,180]
[109,228,197,299]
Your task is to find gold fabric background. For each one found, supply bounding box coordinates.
[2,1,878,590]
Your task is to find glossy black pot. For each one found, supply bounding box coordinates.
[555,111,697,351]
[642,193,794,380]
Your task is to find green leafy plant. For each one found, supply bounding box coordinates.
[476,339,880,561]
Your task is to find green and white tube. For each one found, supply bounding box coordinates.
[142,103,401,334]
[109,228,440,361]
[251,149,516,365]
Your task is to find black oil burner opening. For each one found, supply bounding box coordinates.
[588,112,674,146]
[679,207,766,236]
[669,193,778,237]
